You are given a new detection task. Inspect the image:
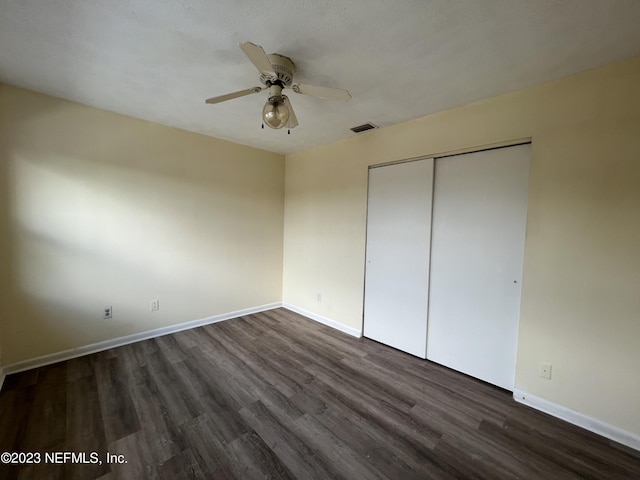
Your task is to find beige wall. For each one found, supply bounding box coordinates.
[0,84,284,364]
[283,56,640,436]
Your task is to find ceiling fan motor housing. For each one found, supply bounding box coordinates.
[260,54,295,86]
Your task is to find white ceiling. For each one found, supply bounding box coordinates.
[1,1,640,155]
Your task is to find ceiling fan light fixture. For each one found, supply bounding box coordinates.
[205,42,351,130]
[262,95,289,129]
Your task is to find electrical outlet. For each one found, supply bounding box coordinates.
[103,305,112,319]
[317,292,322,302]
[539,362,552,380]
[150,299,159,312]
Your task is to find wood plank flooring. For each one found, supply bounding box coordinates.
[1,308,639,479]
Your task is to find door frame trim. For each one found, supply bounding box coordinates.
[369,137,532,170]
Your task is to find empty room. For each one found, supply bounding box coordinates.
[1,1,639,479]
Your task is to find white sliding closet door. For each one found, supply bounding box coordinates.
[363,158,434,358]
[427,144,530,390]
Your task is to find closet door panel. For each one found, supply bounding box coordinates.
[363,159,434,358]
[427,144,530,389]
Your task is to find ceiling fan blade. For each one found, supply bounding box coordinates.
[239,41,276,77]
[205,86,264,104]
[283,96,299,128]
[292,83,351,102]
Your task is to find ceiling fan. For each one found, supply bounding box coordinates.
[205,42,351,131]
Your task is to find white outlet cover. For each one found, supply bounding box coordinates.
[539,362,552,380]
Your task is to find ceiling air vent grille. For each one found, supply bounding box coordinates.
[350,122,378,133]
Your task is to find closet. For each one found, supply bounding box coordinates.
[363,143,530,390]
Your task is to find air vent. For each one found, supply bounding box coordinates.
[350,122,378,133]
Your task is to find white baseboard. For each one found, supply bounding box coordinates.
[282,303,362,338]
[513,389,640,451]
[2,302,282,376]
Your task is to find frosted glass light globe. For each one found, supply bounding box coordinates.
[262,97,290,129]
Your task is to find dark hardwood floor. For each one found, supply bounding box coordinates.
[1,308,639,479]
